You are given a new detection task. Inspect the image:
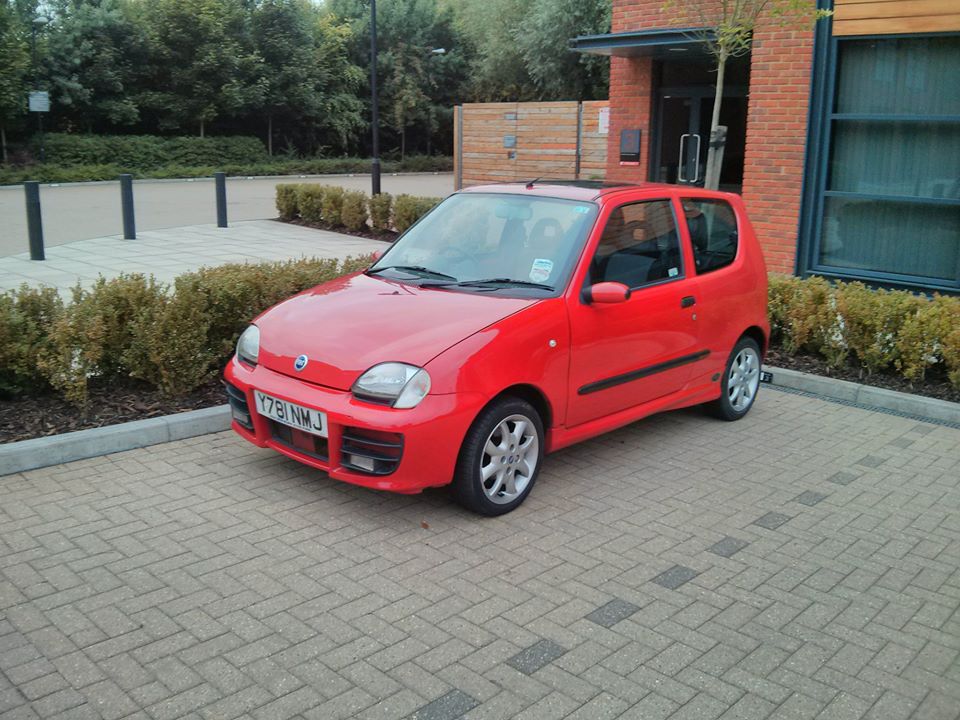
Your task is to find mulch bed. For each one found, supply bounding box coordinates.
[0,378,226,444]
[3,347,956,446]
[765,347,960,405]
[283,218,398,244]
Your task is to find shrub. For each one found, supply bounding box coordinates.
[24,256,373,403]
[297,185,325,223]
[321,186,346,226]
[0,154,454,186]
[0,286,63,397]
[276,184,301,221]
[341,190,369,231]
[394,194,441,233]
[368,192,393,232]
[32,134,268,169]
[42,275,167,404]
[897,295,960,383]
[837,282,924,375]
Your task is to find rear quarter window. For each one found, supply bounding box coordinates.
[681,198,739,274]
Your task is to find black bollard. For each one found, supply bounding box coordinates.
[24,181,45,261]
[120,174,136,240]
[215,172,227,228]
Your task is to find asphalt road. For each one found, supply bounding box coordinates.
[0,173,454,258]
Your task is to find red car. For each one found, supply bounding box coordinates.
[224,181,768,514]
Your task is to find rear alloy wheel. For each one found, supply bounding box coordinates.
[707,337,762,421]
[453,397,543,515]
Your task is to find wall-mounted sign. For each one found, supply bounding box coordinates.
[28,91,50,113]
[598,107,609,135]
[503,135,516,148]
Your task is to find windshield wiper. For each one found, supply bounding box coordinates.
[368,265,457,281]
[458,277,554,290]
[420,277,554,291]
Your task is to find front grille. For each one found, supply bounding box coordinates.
[224,382,253,431]
[269,421,329,461]
[341,427,403,475]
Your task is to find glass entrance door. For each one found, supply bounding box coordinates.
[654,87,748,192]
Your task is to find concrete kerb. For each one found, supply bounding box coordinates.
[764,365,960,425]
[0,405,231,476]
[1,367,957,477]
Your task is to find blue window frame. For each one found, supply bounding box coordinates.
[800,32,960,293]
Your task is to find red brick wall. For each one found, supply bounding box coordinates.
[606,0,817,273]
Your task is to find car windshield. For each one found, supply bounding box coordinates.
[368,192,599,293]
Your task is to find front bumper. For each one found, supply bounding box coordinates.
[223,358,485,493]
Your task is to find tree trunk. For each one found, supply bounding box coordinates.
[703,53,728,191]
[200,119,205,138]
[1,124,7,165]
[267,114,273,156]
[401,128,406,160]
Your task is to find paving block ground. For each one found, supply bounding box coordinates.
[1,387,958,719]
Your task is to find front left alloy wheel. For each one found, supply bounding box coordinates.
[452,397,544,515]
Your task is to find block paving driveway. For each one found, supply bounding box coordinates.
[1,388,958,719]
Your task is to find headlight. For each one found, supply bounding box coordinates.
[352,362,431,408]
[236,325,260,366]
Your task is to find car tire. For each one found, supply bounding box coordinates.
[452,397,544,516]
[706,336,762,421]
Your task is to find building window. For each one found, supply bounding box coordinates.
[815,35,960,290]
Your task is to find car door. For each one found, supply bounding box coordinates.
[565,196,702,428]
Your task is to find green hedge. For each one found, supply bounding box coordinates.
[769,275,960,387]
[7,265,956,407]
[33,134,268,169]
[0,155,454,185]
[0,256,372,404]
[275,183,442,234]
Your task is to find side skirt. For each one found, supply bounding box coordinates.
[546,380,720,453]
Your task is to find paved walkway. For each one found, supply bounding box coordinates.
[0,221,385,295]
[1,173,453,257]
[1,388,958,719]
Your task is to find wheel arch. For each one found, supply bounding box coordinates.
[488,383,553,431]
[741,325,768,357]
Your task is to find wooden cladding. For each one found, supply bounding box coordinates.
[833,0,960,36]
[455,101,609,188]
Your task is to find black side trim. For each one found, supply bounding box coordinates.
[578,350,711,396]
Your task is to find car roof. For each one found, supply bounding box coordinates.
[458,180,734,202]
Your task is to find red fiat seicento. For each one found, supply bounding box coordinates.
[224,181,768,515]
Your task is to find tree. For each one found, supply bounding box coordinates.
[667,0,831,189]
[43,0,146,132]
[0,1,29,162]
[514,0,609,101]
[327,0,470,156]
[140,0,266,136]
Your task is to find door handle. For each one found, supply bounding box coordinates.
[681,296,696,308]
[678,134,690,182]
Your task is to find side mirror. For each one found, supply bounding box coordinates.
[582,281,631,304]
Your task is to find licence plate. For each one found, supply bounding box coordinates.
[254,391,327,437]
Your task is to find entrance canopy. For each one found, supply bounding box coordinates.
[570,28,716,60]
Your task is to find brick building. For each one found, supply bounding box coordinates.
[571,0,960,292]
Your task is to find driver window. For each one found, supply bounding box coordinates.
[589,200,683,288]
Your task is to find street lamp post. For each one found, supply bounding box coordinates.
[370,0,380,196]
[30,16,49,163]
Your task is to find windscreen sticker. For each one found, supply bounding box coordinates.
[529,258,554,283]
[668,267,679,277]
[573,205,591,214]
